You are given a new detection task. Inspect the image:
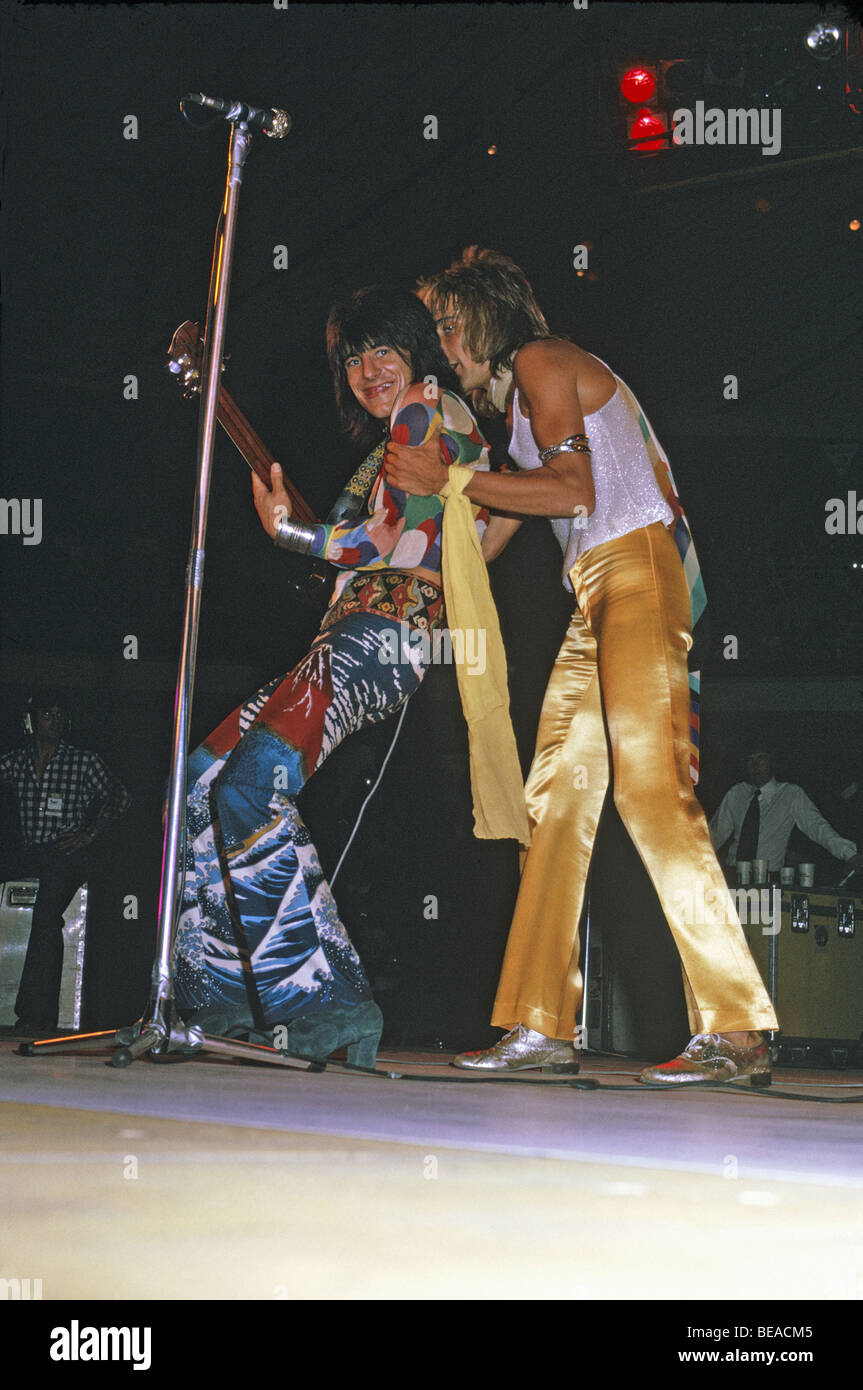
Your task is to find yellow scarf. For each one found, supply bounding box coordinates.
[439,464,530,845]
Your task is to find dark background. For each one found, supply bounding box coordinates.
[1,2,861,1048]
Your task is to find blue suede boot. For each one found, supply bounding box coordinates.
[284,1001,384,1068]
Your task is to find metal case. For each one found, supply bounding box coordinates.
[0,880,88,1030]
[743,889,863,1043]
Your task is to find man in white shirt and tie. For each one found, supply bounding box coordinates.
[710,750,863,876]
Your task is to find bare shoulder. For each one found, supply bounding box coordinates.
[514,338,615,414]
[514,337,579,373]
[515,338,614,386]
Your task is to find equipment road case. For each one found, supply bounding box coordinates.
[0,879,88,1031]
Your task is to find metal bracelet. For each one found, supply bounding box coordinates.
[273,517,317,554]
[539,435,591,465]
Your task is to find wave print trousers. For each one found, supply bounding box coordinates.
[174,613,426,1025]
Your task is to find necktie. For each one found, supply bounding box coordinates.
[737,788,761,861]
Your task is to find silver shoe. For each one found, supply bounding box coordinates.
[453,1023,580,1073]
[638,1033,771,1087]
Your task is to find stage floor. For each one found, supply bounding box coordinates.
[1,1037,861,1301]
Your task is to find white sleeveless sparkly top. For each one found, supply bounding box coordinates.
[508,369,674,591]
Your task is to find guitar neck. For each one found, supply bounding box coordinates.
[215,386,317,526]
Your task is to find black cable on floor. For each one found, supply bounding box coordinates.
[379,1072,863,1100]
[360,1057,863,1100]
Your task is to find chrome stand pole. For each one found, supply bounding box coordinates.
[20,118,352,1075]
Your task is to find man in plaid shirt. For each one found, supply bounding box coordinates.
[0,688,128,1032]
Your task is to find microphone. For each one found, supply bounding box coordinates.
[181,92,291,139]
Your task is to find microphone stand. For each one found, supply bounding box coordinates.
[20,117,361,1076]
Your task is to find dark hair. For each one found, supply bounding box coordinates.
[326,284,460,450]
[26,689,68,739]
[418,246,552,384]
[745,749,775,770]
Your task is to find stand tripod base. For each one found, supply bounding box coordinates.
[15,1015,395,1076]
[17,1016,320,1071]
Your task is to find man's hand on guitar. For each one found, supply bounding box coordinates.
[252,462,293,539]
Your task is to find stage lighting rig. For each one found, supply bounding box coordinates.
[615,61,673,153]
[604,14,861,179]
[613,54,712,155]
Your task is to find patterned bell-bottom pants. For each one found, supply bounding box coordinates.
[174,611,428,1025]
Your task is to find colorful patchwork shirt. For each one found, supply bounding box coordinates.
[308,385,490,600]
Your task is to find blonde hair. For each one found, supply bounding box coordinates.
[417,246,552,379]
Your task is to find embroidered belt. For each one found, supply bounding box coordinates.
[320,570,445,634]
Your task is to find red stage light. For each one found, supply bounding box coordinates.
[620,67,656,103]
[630,108,667,150]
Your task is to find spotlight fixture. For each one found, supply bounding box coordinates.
[620,66,656,103]
[630,108,668,152]
[804,20,842,61]
[615,63,671,153]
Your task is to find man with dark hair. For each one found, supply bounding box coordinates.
[386,247,779,1086]
[0,690,128,1033]
[173,285,525,1067]
[711,749,863,875]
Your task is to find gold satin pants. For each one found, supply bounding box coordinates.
[492,522,778,1039]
